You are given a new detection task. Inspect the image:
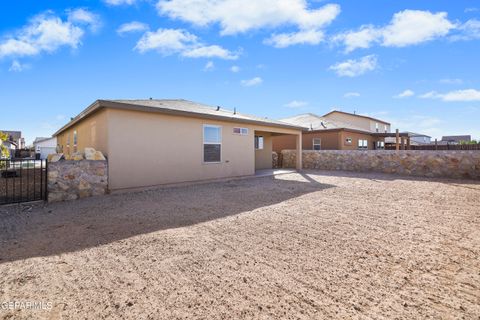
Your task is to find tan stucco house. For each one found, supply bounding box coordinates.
[272,113,387,152]
[53,99,303,190]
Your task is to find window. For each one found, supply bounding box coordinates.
[73,130,78,153]
[384,125,388,133]
[313,138,321,150]
[345,137,352,145]
[358,139,368,149]
[66,133,70,154]
[203,125,222,163]
[233,127,249,135]
[376,141,385,149]
[254,135,264,150]
[375,122,379,133]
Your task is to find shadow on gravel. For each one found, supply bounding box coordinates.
[0,174,334,263]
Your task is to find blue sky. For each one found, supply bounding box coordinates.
[1,0,479,144]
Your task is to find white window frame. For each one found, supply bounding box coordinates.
[358,139,368,149]
[375,122,379,133]
[313,138,321,150]
[233,127,249,136]
[203,124,222,164]
[255,135,264,150]
[376,141,385,149]
[73,130,78,153]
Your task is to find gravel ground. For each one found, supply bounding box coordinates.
[0,171,479,319]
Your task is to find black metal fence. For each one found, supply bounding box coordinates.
[385,144,480,151]
[0,159,48,205]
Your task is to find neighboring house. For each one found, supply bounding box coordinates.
[33,137,57,159]
[385,132,431,146]
[272,113,386,152]
[53,99,303,190]
[322,110,391,133]
[1,130,25,153]
[441,135,471,144]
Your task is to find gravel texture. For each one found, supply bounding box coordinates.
[0,171,479,319]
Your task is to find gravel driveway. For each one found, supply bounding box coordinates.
[1,171,479,319]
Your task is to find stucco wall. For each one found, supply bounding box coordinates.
[106,109,300,189]
[56,109,109,158]
[48,160,108,202]
[281,150,480,180]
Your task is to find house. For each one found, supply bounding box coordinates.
[53,99,303,190]
[1,130,25,153]
[385,132,431,147]
[441,135,471,144]
[272,113,387,152]
[33,137,57,159]
[322,110,391,134]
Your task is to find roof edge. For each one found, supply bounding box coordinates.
[53,99,304,136]
[323,110,391,125]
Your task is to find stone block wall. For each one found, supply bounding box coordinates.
[281,150,480,180]
[48,160,108,202]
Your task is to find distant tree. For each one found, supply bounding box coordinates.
[0,130,10,159]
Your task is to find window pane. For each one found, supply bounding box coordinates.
[204,144,221,162]
[241,128,248,135]
[233,127,241,134]
[255,136,264,149]
[204,126,221,143]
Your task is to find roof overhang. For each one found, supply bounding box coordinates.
[53,100,305,136]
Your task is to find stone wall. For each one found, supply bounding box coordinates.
[281,150,480,180]
[48,160,108,202]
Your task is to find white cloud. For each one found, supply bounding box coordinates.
[241,77,262,87]
[394,89,415,98]
[104,0,138,5]
[117,21,149,35]
[67,8,101,32]
[203,60,214,71]
[420,89,480,102]
[157,1,340,35]
[135,28,238,59]
[450,19,480,41]
[157,0,339,48]
[465,8,478,13]
[230,65,240,73]
[439,78,463,85]
[284,100,308,108]
[332,25,380,53]
[329,55,377,77]
[344,92,360,98]
[182,45,238,59]
[265,29,324,48]
[8,60,28,72]
[0,11,94,59]
[335,10,456,52]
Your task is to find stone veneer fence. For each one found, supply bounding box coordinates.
[48,160,108,202]
[280,150,480,180]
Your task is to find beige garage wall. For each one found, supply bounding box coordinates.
[254,132,272,170]
[57,109,109,157]
[107,109,299,189]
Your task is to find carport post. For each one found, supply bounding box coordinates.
[296,133,302,170]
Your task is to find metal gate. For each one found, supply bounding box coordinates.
[0,159,47,205]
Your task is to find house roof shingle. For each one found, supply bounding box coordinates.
[53,99,304,136]
[279,113,370,133]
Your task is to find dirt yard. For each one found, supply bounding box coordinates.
[0,171,479,319]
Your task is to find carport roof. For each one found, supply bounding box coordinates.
[53,99,304,136]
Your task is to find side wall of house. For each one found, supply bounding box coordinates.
[56,109,109,157]
[106,109,299,190]
[339,131,381,150]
